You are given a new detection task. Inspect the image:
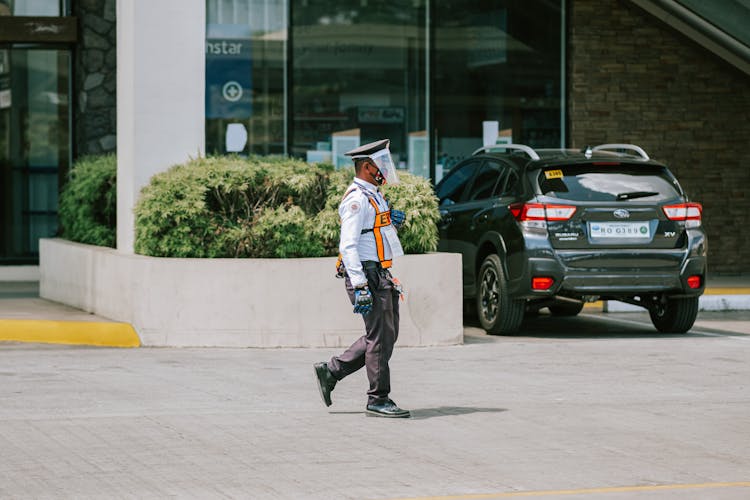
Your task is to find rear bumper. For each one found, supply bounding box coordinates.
[507,252,707,299]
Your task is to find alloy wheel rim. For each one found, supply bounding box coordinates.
[480,267,499,323]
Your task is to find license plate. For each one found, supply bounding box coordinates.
[589,222,650,238]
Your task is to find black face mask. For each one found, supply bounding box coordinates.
[372,168,386,186]
[365,162,385,185]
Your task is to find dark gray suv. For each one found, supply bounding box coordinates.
[436,144,707,335]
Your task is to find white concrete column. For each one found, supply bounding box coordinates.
[116,0,205,253]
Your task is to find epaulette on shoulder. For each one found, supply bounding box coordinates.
[341,185,360,201]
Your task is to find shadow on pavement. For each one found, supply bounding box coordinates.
[463,310,749,341]
[409,406,507,420]
[329,407,508,419]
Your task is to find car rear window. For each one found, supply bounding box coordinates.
[536,164,682,202]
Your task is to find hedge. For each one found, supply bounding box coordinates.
[58,154,440,258]
[134,155,440,258]
[58,154,117,248]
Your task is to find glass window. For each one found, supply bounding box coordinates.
[0,47,71,263]
[434,0,563,171]
[466,160,506,201]
[436,159,479,204]
[537,165,682,202]
[291,0,427,175]
[500,169,519,196]
[205,0,287,155]
[0,0,63,16]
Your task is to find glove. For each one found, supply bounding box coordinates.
[391,209,406,230]
[353,286,373,316]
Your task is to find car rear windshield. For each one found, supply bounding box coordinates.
[536,164,682,202]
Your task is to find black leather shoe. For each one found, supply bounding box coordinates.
[365,400,410,418]
[313,362,337,407]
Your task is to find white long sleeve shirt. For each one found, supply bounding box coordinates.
[338,179,402,287]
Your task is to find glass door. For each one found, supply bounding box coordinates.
[0,0,73,264]
[0,47,71,263]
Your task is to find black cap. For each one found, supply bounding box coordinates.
[344,139,390,159]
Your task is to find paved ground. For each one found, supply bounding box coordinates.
[2,310,750,499]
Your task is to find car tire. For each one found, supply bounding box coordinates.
[649,296,699,333]
[476,254,525,335]
[548,301,584,317]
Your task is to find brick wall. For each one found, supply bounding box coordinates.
[569,0,750,273]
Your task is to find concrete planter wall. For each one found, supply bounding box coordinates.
[39,238,463,348]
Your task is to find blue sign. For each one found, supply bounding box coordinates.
[206,26,252,119]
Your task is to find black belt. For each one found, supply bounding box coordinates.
[361,260,383,270]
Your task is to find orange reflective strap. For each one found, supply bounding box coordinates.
[367,198,388,265]
[335,254,344,276]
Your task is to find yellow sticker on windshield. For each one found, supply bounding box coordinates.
[545,169,563,179]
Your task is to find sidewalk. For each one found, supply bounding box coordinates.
[1,276,750,347]
[0,281,139,347]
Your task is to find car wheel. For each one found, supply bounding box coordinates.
[548,301,584,316]
[476,254,525,335]
[649,296,699,333]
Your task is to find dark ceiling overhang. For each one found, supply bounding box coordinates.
[626,0,750,76]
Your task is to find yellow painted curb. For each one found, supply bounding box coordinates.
[704,287,750,295]
[0,320,140,347]
[583,301,603,310]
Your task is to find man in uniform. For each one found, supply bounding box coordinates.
[313,139,410,418]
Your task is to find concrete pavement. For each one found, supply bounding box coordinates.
[3,275,750,346]
[2,311,750,499]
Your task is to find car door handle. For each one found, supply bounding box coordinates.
[439,211,454,229]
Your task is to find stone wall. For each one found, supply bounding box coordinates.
[569,0,750,273]
[73,0,117,155]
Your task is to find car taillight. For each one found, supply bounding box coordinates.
[510,203,577,225]
[510,203,578,221]
[687,275,702,289]
[532,276,555,290]
[663,202,702,228]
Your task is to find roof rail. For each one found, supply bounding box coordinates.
[592,143,650,160]
[472,143,540,160]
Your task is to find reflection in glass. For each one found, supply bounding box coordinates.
[0,48,71,262]
[205,0,287,155]
[434,0,563,173]
[291,0,427,176]
[1,0,62,16]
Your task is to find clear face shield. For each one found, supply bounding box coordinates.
[369,147,399,185]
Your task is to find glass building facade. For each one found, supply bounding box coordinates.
[206,0,564,181]
[0,0,73,264]
[0,0,564,265]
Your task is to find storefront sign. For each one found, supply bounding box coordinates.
[205,26,252,119]
[358,107,404,124]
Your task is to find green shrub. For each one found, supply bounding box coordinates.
[313,168,354,254]
[382,174,441,254]
[134,155,440,258]
[250,206,326,258]
[58,154,117,247]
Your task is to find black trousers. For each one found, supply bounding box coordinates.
[328,262,400,405]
